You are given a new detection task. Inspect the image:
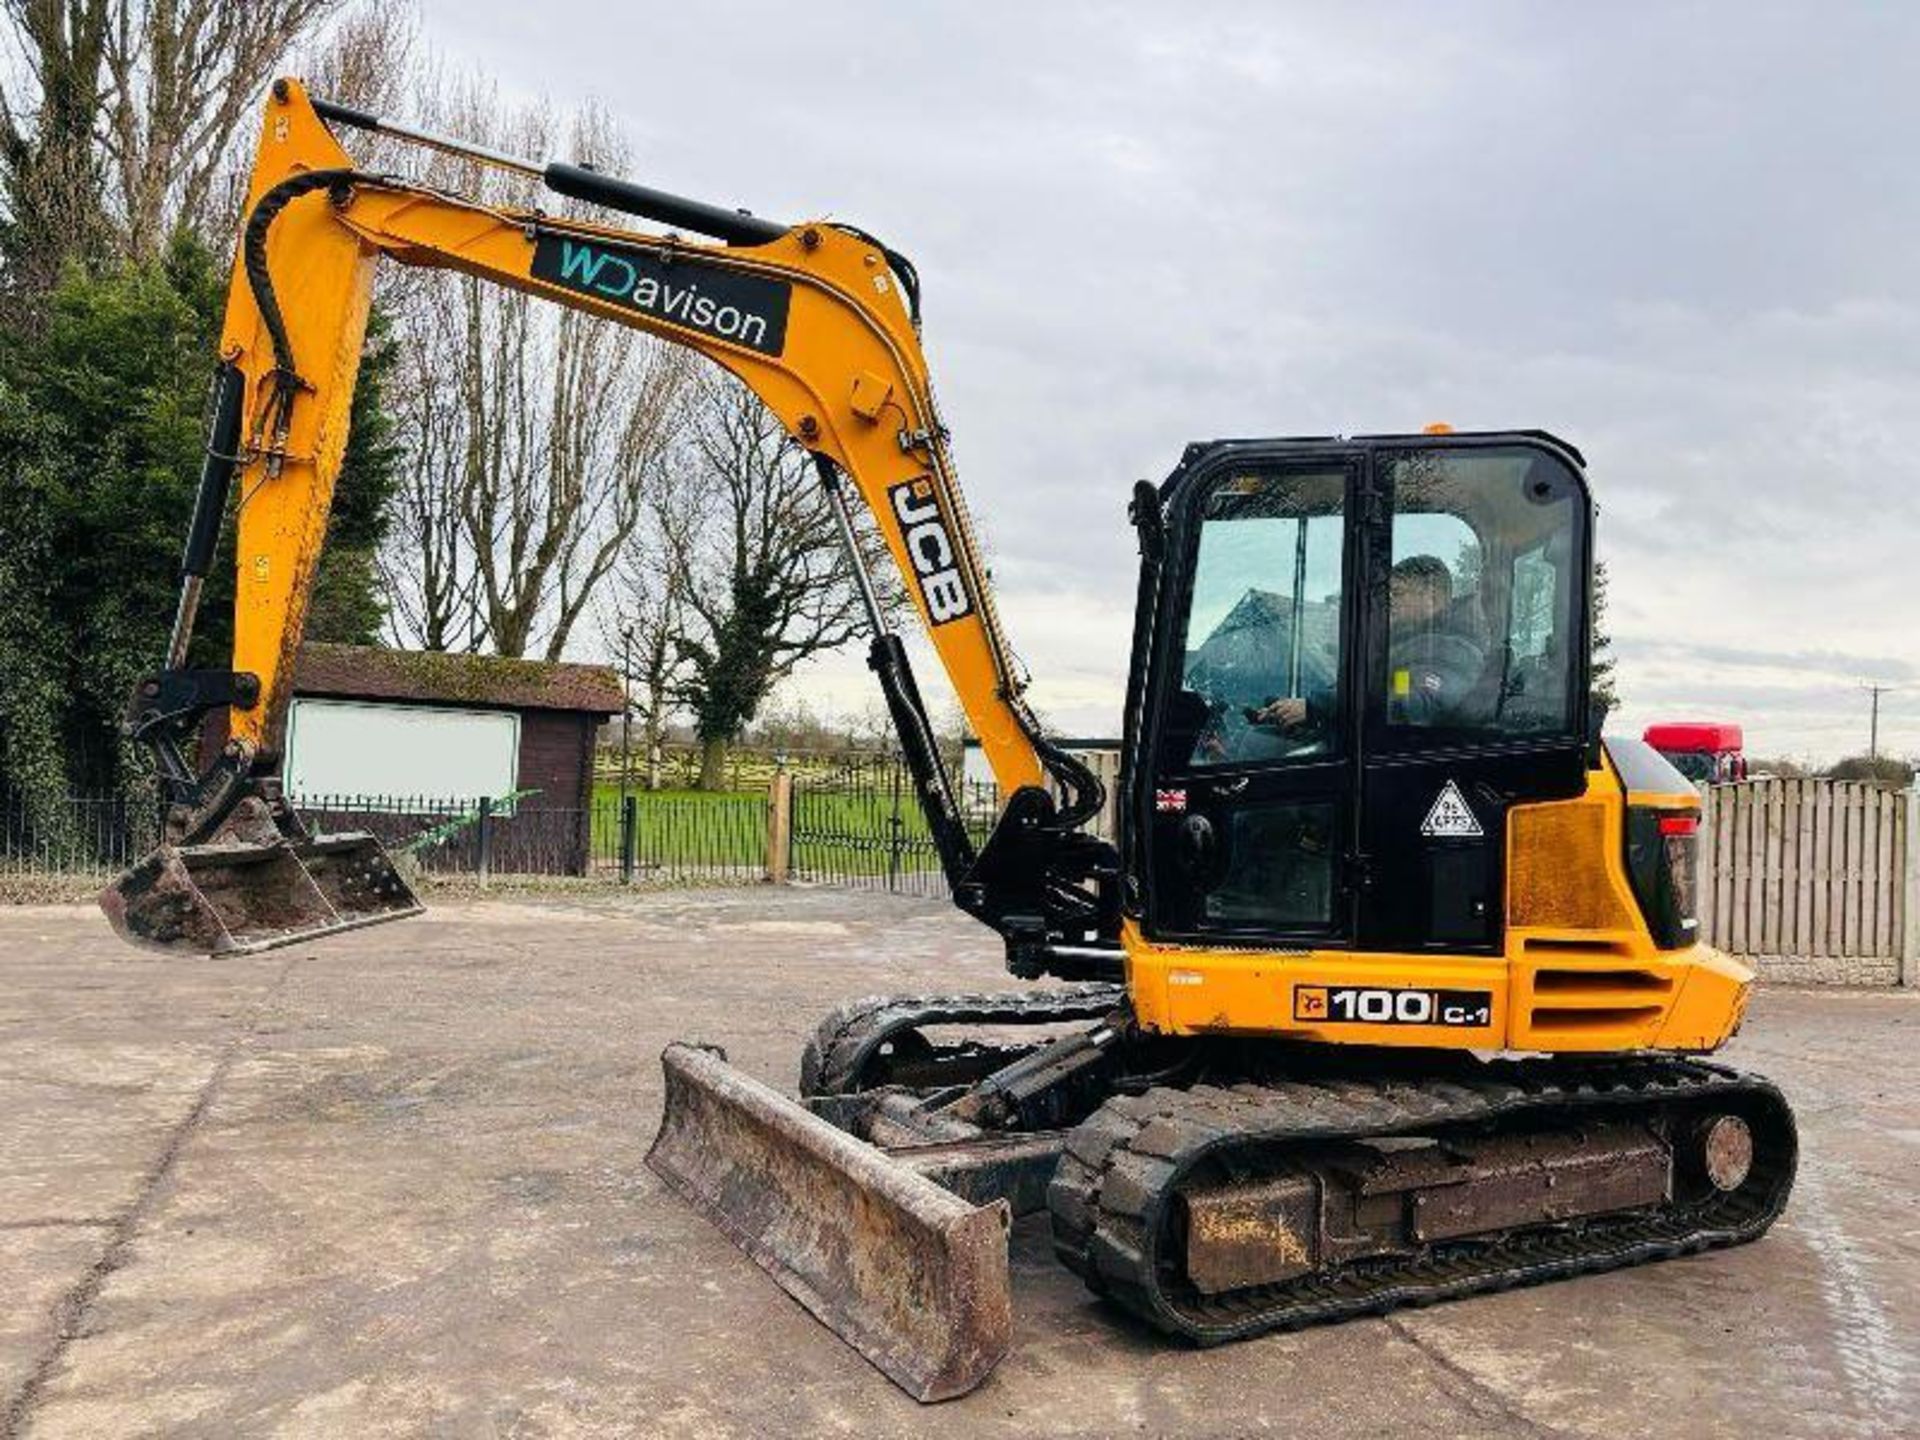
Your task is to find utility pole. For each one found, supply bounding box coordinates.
[1862,683,1895,761]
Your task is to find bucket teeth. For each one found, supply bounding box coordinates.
[647,1043,1013,1402]
[100,830,422,956]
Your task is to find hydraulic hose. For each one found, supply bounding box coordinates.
[241,167,365,385]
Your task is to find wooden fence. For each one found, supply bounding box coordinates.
[1700,778,1916,985]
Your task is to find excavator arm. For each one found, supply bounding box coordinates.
[106,79,1118,965]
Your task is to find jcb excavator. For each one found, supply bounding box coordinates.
[104,80,1795,1402]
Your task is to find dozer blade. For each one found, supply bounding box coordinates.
[647,1043,1012,1403]
[100,830,422,957]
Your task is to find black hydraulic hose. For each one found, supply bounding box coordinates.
[831,222,921,327]
[308,95,378,131]
[241,167,364,386]
[1033,735,1106,831]
[308,91,790,251]
[162,359,249,668]
[306,90,919,333]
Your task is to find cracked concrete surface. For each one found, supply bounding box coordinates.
[1,889,1916,1437]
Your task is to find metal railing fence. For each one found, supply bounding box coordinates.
[785,761,1000,897]
[0,786,158,878]
[0,787,768,887]
[10,774,1915,981]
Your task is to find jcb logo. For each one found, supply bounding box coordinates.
[889,478,973,625]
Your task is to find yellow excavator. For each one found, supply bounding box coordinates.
[104,80,1795,1403]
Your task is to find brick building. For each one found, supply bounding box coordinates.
[279,643,624,875]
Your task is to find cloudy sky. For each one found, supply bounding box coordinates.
[410,0,1918,762]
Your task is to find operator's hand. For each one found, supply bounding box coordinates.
[1251,697,1309,728]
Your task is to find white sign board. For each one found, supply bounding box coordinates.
[284,698,520,804]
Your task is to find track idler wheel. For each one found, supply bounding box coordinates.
[1694,1113,1755,1193]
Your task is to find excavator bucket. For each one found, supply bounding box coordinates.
[647,1043,1013,1403]
[100,829,422,956]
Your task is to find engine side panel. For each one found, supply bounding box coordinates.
[1122,759,1750,1054]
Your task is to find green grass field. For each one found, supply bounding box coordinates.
[587,781,989,877]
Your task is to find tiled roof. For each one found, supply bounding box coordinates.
[296,643,624,715]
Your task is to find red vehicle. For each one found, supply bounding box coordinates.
[1644,721,1747,785]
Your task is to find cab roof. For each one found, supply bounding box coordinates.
[1175,429,1586,469]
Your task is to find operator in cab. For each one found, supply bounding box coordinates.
[1247,553,1483,739]
[1378,553,1485,727]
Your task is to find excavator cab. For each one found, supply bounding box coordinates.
[1130,430,1592,957]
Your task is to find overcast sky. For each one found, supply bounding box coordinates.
[409,0,1918,762]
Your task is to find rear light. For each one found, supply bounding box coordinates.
[1626,807,1699,949]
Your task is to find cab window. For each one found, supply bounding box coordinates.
[1168,467,1347,769]
[1383,448,1580,737]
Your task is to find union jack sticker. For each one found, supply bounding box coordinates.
[1155,788,1188,813]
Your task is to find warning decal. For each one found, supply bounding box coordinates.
[1420,780,1484,838]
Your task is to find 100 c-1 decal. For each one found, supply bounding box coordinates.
[1293,986,1492,1028]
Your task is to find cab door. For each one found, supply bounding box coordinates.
[1353,441,1592,954]
[1142,453,1362,944]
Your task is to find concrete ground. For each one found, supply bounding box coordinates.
[1,889,1916,1439]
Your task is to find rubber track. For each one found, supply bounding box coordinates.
[1048,1057,1796,1342]
[799,985,1127,1097]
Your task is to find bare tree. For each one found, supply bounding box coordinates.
[98,0,348,246]
[842,696,898,753]
[601,505,694,792]
[666,372,902,790]
[463,287,690,660]
[375,82,691,660]
[0,0,381,312]
[378,294,485,650]
[0,0,116,313]
[299,4,413,124]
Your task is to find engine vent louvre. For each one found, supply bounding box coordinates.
[1520,941,1675,1036]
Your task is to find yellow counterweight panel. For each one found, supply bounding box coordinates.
[1506,759,1749,1052]
[1123,755,1752,1055]
[1653,945,1753,1050]
[1506,758,1671,1051]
